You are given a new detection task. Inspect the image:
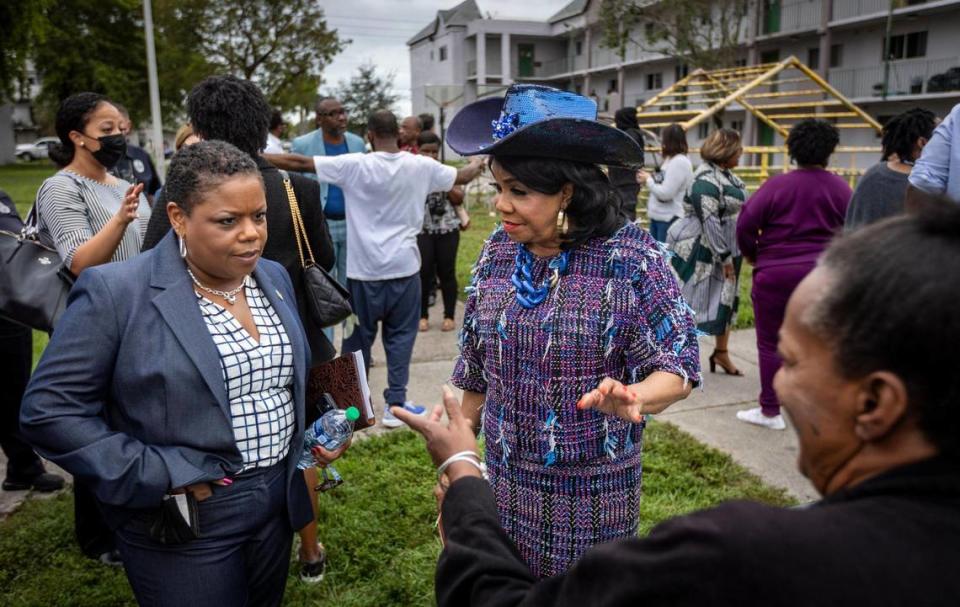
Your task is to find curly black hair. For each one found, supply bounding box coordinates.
[490,155,624,250]
[881,108,936,162]
[417,131,441,147]
[187,75,270,158]
[163,140,262,215]
[49,92,110,167]
[786,119,840,167]
[809,202,960,456]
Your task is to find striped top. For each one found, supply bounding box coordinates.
[197,275,296,471]
[34,170,151,267]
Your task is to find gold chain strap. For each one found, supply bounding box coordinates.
[281,175,316,268]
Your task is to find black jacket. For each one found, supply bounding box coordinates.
[142,156,336,364]
[437,456,960,606]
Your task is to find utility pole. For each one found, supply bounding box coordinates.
[881,0,896,100]
[143,0,165,178]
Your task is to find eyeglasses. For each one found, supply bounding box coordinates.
[319,109,347,117]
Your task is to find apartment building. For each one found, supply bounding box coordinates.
[408,0,960,164]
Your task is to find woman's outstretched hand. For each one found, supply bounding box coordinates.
[577,378,646,423]
[391,386,480,476]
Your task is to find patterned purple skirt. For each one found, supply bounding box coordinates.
[486,431,644,579]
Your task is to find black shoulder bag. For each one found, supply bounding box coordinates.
[279,171,352,328]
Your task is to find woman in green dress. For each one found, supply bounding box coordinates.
[667,128,747,376]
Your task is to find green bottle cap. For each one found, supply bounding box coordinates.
[345,406,360,422]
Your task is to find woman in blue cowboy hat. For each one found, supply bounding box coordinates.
[422,84,701,577]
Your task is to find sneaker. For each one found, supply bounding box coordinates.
[2,472,65,493]
[736,407,786,430]
[299,545,327,583]
[382,402,427,428]
[98,549,123,567]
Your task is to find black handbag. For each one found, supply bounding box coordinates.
[279,171,352,328]
[0,206,75,333]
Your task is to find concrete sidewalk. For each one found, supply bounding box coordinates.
[0,302,816,520]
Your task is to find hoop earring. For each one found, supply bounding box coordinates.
[556,209,569,236]
[178,234,187,258]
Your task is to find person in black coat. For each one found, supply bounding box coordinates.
[142,76,335,365]
[394,203,960,606]
[608,107,645,221]
[0,189,64,493]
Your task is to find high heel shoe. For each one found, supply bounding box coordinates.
[709,349,744,376]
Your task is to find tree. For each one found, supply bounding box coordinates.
[0,0,46,102]
[599,0,751,71]
[30,0,150,127]
[198,0,346,114]
[331,62,401,135]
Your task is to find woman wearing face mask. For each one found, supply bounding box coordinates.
[37,92,150,277]
[30,92,151,567]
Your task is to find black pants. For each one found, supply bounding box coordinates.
[116,463,293,606]
[0,325,42,481]
[417,230,460,319]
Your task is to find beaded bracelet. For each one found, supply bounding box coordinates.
[437,451,487,481]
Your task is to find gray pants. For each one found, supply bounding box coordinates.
[342,274,420,405]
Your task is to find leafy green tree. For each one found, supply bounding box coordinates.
[28,0,149,126]
[599,0,750,71]
[331,62,401,135]
[198,0,346,114]
[0,0,46,102]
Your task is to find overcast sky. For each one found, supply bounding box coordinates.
[317,0,573,115]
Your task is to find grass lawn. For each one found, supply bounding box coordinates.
[0,423,794,606]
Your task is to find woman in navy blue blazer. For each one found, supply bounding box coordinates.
[21,141,326,606]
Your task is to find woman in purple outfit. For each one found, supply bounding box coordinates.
[433,84,701,579]
[736,120,851,429]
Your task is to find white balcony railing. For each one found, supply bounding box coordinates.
[828,56,960,98]
[762,0,822,35]
[832,0,896,20]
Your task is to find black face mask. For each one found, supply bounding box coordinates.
[87,133,127,169]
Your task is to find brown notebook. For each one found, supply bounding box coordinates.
[305,351,376,431]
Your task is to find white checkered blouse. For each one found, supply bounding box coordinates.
[196,275,295,471]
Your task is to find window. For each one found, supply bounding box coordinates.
[763,0,781,34]
[886,31,927,60]
[675,64,689,80]
[698,122,710,139]
[730,120,744,133]
[439,46,448,62]
[575,40,583,56]
[830,43,843,68]
[646,72,663,90]
[807,47,820,69]
[608,79,618,92]
[735,58,748,67]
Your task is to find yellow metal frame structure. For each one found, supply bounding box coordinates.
[636,56,882,187]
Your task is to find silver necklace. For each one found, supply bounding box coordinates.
[186,267,246,305]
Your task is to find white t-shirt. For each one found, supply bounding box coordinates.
[313,151,457,281]
[264,132,284,154]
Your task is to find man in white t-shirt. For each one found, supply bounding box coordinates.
[265,110,484,427]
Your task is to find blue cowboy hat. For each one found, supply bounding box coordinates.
[446,84,643,168]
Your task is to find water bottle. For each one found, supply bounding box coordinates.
[298,406,360,470]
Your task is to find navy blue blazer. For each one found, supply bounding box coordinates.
[20,232,313,530]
